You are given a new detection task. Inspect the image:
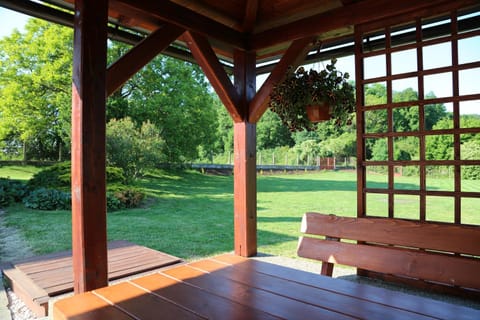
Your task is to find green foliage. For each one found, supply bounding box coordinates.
[28,162,126,190]
[257,110,295,149]
[23,188,71,210]
[461,141,480,180]
[106,118,165,181]
[269,59,355,132]
[0,19,73,160]
[27,162,71,190]
[107,185,145,210]
[110,49,219,163]
[0,178,29,208]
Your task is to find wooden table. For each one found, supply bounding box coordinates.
[53,254,479,320]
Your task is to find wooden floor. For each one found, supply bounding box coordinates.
[53,253,480,320]
[2,240,181,317]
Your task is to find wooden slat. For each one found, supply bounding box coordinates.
[218,257,480,320]
[297,237,480,289]
[53,292,134,320]
[163,265,357,320]
[131,273,280,319]
[301,212,480,255]
[182,262,435,320]
[94,282,203,320]
[2,268,49,316]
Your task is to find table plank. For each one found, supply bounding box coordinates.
[53,292,133,320]
[182,262,436,320]
[94,282,203,320]
[131,273,282,320]
[210,255,480,320]
[163,265,356,320]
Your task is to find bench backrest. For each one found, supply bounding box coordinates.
[297,212,480,291]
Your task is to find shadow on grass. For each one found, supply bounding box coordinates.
[258,177,420,193]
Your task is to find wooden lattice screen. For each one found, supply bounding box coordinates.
[356,6,480,225]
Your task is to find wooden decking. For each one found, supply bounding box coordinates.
[2,240,181,317]
[53,254,480,320]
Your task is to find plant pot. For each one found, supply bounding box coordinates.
[306,103,331,122]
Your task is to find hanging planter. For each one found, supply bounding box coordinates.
[306,102,331,123]
[269,58,356,132]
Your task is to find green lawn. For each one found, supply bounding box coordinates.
[1,167,478,260]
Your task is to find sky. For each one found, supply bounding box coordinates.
[1,6,478,114]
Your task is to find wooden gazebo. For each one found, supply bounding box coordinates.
[2,0,479,318]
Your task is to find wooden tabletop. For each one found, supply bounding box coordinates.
[53,253,480,320]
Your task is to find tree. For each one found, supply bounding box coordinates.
[107,49,219,163]
[257,110,294,150]
[106,117,165,181]
[0,19,72,160]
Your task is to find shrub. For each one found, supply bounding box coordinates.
[28,162,126,190]
[106,118,165,182]
[23,188,71,210]
[106,192,123,211]
[0,178,29,208]
[107,184,145,209]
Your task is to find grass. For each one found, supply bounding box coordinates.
[1,166,479,261]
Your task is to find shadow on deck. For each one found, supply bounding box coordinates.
[1,240,181,317]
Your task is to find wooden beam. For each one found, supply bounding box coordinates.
[242,0,259,32]
[71,0,108,293]
[184,31,243,122]
[248,37,315,123]
[233,50,257,257]
[106,24,185,96]
[110,0,246,49]
[250,0,475,50]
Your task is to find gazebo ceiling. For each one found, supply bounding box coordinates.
[2,0,479,70]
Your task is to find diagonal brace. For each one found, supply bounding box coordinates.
[107,23,184,96]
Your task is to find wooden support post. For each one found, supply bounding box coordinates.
[71,0,108,293]
[234,121,257,257]
[233,50,257,257]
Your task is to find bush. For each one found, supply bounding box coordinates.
[0,178,29,208]
[23,188,71,210]
[28,162,126,190]
[107,184,145,209]
[106,118,165,182]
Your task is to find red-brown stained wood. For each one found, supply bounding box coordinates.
[250,0,477,49]
[164,265,356,320]
[94,282,202,320]
[107,24,185,96]
[233,121,257,257]
[132,273,278,319]
[71,0,108,294]
[301,212,480,255]
[298,237,480,289]
[185,31,242,122]
[186,261,442,320]
[53,292,134,320]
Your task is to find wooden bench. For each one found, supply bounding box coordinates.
[297,212,480,297]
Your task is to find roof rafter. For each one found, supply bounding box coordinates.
[110,0,246,50]
[250,0,476,50]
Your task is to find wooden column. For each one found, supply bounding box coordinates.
[233,50,257,257]
[71,0,108,293]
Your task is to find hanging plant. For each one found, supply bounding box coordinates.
[269,58,356,132]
